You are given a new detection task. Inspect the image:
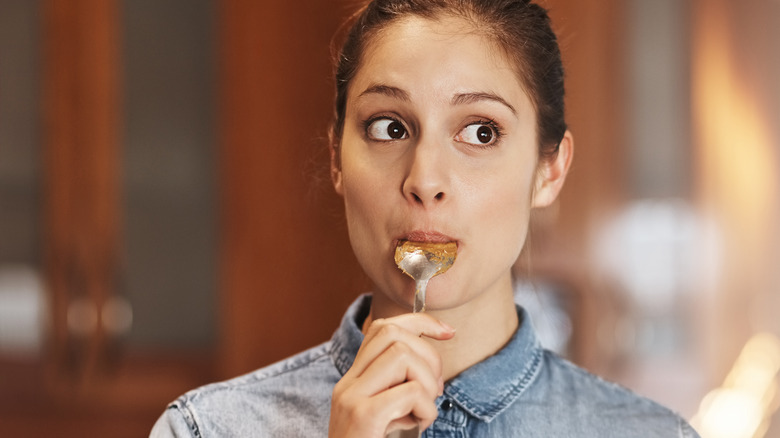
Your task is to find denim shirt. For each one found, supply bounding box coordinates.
[151,294,700,437]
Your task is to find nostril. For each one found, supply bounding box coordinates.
[434,192,444,201]
[412,193,423,204]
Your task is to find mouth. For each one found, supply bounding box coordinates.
[398,230,458,246]
[393,231,460,259]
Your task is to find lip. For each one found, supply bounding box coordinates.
[398,230,458,245]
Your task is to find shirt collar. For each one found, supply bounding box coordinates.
[330,293,371,376]
[330,293,544,423]
[442,305,544,421]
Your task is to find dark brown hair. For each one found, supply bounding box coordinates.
[330,0,567,161]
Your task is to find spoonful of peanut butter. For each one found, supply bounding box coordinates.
[394,240,457,313]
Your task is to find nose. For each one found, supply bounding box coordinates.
[402,137,448,207]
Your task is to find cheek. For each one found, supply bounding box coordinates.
[467,163,536,258]
[342,172,375,232]
[483,186,531,239]
[340,149,389,217]
[339,152,394,259]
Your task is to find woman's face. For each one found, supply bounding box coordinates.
[333,16,546,313]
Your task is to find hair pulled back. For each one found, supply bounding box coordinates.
[331,0,567,161]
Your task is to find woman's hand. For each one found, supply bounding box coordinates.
[329,313,456,438]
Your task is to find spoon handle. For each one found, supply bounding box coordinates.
[413,279,429,313]
[386,425,420,438]
[388,282,427,437]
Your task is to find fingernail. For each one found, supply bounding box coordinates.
[439,320,455,333]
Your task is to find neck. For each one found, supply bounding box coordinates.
[365,276,519,381]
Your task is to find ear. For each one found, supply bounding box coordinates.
[330,142,344,196]
[531,130,574,208]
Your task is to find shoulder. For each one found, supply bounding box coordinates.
[153,341,339,438]
[182,340,339,406]
[521,350,700,437]
[539,351,666,411]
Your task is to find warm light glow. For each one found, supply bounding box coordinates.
[690,5,780,437]
[692,10,778,251]
[698,388,762,438]
[692,333,780,438]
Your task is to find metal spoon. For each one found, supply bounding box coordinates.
[394,240,457,313]
[387,241,456,438]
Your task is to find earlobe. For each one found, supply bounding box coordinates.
[531,130,574,208]
[330,143,344,196]
[332,167,343,195]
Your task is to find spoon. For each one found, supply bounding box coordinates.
[394,240,457,313]
[387,241,457,438]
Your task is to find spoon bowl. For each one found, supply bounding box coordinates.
[394,241,457,312]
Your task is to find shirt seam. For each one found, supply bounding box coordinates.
[446,344,545,421]
[329,335,354,376]
[169,398,203,438]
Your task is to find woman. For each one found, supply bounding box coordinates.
[152,0,699,436]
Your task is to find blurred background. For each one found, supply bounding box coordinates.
[0,0,778,436]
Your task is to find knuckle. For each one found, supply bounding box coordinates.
[410,380,430,398]
[401,379,431,403]
[365,318,386,335]
[376,322,401,339]
[405,379,422,394]
[388,341,411,360]
[416,378,439,400]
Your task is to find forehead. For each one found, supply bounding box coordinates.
[350,15,533,113]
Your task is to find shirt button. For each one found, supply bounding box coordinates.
[441,399,454,411]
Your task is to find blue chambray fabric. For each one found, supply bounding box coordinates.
[150,294,700,437]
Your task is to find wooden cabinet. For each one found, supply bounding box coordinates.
[1,0,362,435]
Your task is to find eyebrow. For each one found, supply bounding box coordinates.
[358,84,517,115]
[452,92,517,115]
[358,84,411,101]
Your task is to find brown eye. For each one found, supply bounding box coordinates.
[476,125,493,144]
[455,123,498,146]
[367,118,408,141]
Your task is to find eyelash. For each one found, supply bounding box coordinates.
[362,115,408,140]
[469,118,504,147]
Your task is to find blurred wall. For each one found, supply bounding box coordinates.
[121,0,217,349]
[0,1,40,266]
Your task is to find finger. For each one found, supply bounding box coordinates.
[385,415,419,436]
[330,380,437,438]
[374,380,439,431]
[356,340,442,400]
[350,314,454,378]
[364,313,455,343]
[351,326,441,382]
